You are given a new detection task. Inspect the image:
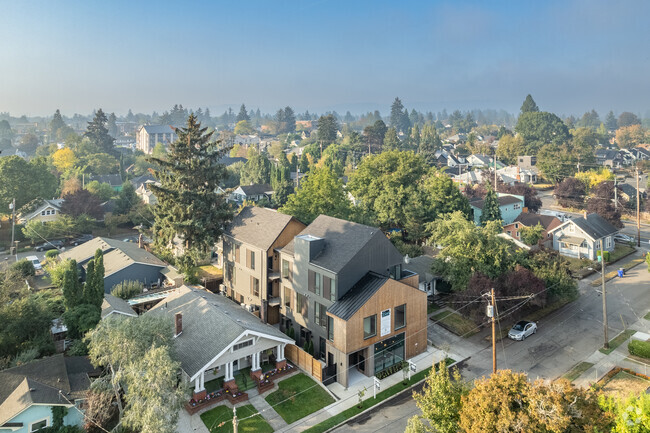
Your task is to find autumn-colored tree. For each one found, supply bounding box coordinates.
[554,177,586,208]
[52,147,77,172]
[615,124,647,149]
[60,189,103,219]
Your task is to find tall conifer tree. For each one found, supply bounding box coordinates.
[479,185,502,226]
[149,115,233,268]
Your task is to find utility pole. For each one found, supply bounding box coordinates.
[614,178,617,210]
[232,406,238,433]
[601,245,608,350]
[494,155,498,192]
[10,198,15,256]
[487,288,497,374]
[636,167,641,247]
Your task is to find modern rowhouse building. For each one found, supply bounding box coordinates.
[222,207,306,324]
[277,215,427,387]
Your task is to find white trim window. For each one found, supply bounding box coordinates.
[30,417,50,432]
[605,237,611,248]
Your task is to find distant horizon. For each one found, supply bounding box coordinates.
[2,1,649,117]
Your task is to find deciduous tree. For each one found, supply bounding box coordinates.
[554,177,586,208]
[61,189,103,219]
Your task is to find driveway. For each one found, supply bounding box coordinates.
[334,259,650,432]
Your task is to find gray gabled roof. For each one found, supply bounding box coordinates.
[147,285,292,379]
[404,255,436,284]
[281,215,390,273]
[101,294,137,319]
[0,355,97,426]
[141,124,176,134]
[225,206,302,251]
[238,183,273,196]
[570,214,619,239]
[327,272,387,321]
[60,237,166,269]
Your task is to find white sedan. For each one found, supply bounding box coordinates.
[508,321,537,341]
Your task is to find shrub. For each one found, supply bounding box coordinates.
[628,340,650,359]
[11,259,35,278]
[111,280,143,300]
[390,237,423,258]
[45,249,60,259]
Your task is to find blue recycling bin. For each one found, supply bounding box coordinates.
[617,269,624,278]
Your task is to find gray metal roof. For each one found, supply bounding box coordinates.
[327,272,387,321]
[238,183,273,196]
[571,213,619,239]
[147,285,292,379]
[281,215,386,273]
[225,206,301,251]
[101,294,137,319]
[404,255,435,284]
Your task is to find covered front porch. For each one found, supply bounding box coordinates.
[558,235,593,260]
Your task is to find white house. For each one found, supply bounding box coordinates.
[547,213,618,260]
[18,199,64,224]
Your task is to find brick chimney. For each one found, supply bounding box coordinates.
[174,313,182,337]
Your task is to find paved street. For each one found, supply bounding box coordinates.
[334,254,650,432]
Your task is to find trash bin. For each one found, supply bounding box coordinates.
[617,268,624,278]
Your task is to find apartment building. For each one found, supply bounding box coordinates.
[135,124,177,154]
[222,207,306,324]
[277,215,427,387]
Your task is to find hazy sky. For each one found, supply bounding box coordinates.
[1,0,649,117]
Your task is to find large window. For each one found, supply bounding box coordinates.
[330,278,336,301]
[251,277,259,297]
[327,316,334,341]
[297,293,308,319]
[249,250,255,270]
[314,302,327,328]
[284,286,292,311]
[282,259,292,281]
[235,244,241,263]
[364,315,376,339]
[30,418,49,432]
[374,333,405,374]
[309,270,322,295]
[395,304,406,330]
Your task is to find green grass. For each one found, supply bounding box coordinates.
[304,359,456,433]
[427,303,441,314]
[599,329,636,355]
[562,362,594,381]
[431,310,479,337]
[644,311,650,321]
[608,244,636,263]
[200,404,273,433]
[265,373,335,424]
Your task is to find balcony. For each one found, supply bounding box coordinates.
[268,271,281,281]
[268,296,281,307]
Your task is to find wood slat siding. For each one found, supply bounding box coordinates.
[284,344,323,382]
[327,277,427,357]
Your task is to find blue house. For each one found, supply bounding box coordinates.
[470,193,524,225]
[0,355,98,432]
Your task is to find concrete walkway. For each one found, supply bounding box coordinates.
[275,344,463,432]
[249,393,288,431]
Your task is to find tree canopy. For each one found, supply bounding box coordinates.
[520,94,539,113]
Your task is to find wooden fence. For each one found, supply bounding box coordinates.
[285,344,323,382]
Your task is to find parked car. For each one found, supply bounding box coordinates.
[614,233,634,243]
[508,320,537,341]
[34,240,64,252]
[26,255,42,270]
[70,234,94,246]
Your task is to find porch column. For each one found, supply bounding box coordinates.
[192,370,207,400]
[275,343,287,370]
[195,376,201,393]
[224,361,237,392]
[200,370,205,390]
[250,352,263,381]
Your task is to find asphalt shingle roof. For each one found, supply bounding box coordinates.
[0,355,96,426]
[327,272,387,321]
[147,285,292,379]
[513,213,560,230]
[570,214,619,239]
[225,207,300,251]
[239,183,273,196]
[60,237,166,269]
[101,294,137,319]
[281,215,387,273]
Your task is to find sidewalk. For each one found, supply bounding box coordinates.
[572,315,650,388]
[276,344,462,432]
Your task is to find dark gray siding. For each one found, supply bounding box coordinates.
[103,263,165,293]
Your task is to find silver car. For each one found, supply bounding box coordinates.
[508,320,537,341]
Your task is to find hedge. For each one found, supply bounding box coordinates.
[628,340,650,359]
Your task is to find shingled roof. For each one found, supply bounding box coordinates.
[60,237,166,270]
[101,294,137,319]
[513,213,561,230]
[281,215,394,273]
[0,355,98,427]
[570,214,619,240]
[470,195,522,210]
[225,206,302,251]
[147,285,292,380]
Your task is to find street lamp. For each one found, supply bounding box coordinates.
[588,244,608,350]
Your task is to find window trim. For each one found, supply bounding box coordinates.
[394,304,406,330]
[363,314,377,340]
[29,417,50,432]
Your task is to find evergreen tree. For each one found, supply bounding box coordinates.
[317,114,339,145]
[115,181,138,215]
[479,185,502,226]
[520,94,539,113]
[91,249,105,307]
[418,124,441,164]
[82,260,97,306]
[62,260,82,310]
[240,149,271,185]
[390,97,409,132]
[410,124,421,149]
[107,112,118,138]
[149,114,232,266]
[283,106,296,133]
[605,110,617,131]
[383,127,400,151]
[50,109,67,140]
[236,104,250,123]
[84,109,115,155]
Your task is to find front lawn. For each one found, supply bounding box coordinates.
[200,404,273,433]
[599,329,636,355]
[264,373,334,424]
[607,244,636,263]
[431,310,479,337]
[600,370,650,399]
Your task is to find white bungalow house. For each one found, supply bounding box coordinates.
[547,213,618,260]
[18,199,64,224]
[146,285,294,401]
[228,184,274,205]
